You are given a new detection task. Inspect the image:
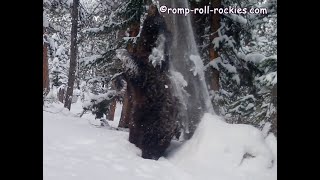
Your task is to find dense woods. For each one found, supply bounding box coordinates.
[44,0,277,163]
[43,0,277,179]
[44,0,277,135]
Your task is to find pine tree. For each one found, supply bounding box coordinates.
[189,0,277,135]
[207,0,277,135]
[64,0,80,110]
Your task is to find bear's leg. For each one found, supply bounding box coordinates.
[141,142,170,160]
[129,106,145,148]
[140,131,172,160]
[129,122,144,149]
[129,124,138,145]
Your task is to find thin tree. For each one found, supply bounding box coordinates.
[209,0,221,91]
[64,0,80,110]
[43,27,50,100]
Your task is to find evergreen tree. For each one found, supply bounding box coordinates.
[207,0,277,134]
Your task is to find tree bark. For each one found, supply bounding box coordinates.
[58,87,65,103]
[108,101,117,121]
[118,87,132,128]
[107,81,117,121]
[209,0,221,91]
[43,27,50,96]
[64,0,79,110]
[118,17,141,128]
[271,84,277,136]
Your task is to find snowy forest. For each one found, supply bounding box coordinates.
[43,0,277,179]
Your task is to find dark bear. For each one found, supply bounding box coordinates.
[116,5,178,160]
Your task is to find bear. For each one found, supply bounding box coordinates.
[116,5,178,160]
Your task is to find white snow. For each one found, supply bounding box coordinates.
[170,113,276,180]
[265,72,277,85]
[66,0,73,7]
[82,90,117,109]
[43,12,49,28]
[111,72,123,80]
[207,57,221,70]
[55,45,65,56]
[107,102,122,128]
[256,71,277,86]
[79,55,102,66]
[116,49,138,75]
[241,94,257,101]
[209,57,237,74]
[82,27,102,33]
[169,71,188,87]
[227,14,248,25]
[232,74,241,85]
[149,34,166,68]
[245,53,266,64]
[189,55,205,79]
[262,122,272,138]
[246,103,255,111]
[168,70,190,112]
[44,102,192,180]
[209,57,240,85]
[212,35,235,49]
[44,103,276,180]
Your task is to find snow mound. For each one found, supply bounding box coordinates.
[170,113,277,180]
[44,109,193,180]
[44,103,276,180]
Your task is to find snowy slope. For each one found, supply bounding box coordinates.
[43,102,276,180]
[169,113,277,180]
[44,103,192,180]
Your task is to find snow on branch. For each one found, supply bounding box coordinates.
[79,55,102,66]
[82,90,117,109]
[116,49,138,76]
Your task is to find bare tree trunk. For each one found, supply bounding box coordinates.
[43,27,50,96]
[209,0,221,91]
[108,101,117,121]
[271,84,277,136]
[107,81,117,121]
[58,87,65,103]
[119,83,132,128]
[64,0,79,110]
[118,19,141,128]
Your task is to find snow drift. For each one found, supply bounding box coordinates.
[44,102,276,180]
[169,113,277,180]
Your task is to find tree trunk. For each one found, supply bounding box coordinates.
[64,0,79,110]
[118,87,132,128]
[108,101,117,121]
[271,84,277,136]
[209,0,221,91]
[118,18,141,128]
[126,21,140,54]
[107,81,117,121]
[43,27,50,96]
[58,87,65,103]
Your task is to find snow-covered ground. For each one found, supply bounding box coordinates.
[43,100,277,180]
